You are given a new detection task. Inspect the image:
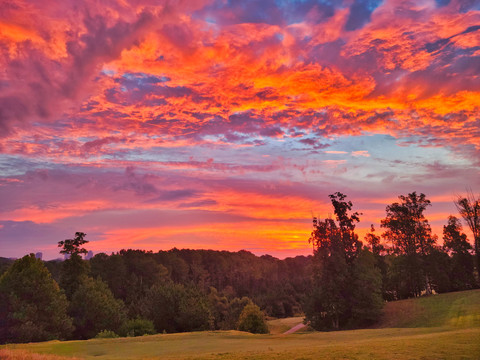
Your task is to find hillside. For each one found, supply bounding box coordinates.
[376,289,480,328]
[2,289,480,359]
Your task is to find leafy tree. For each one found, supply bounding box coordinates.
[365,225,384,257]
[69,276,127,339]
[0,254,73,343]
[425,247,451,293]
[329,192,362,264]
[177,287,211,332]
[381,192,437,297]
[237,303,269,334]
[58,232,88,257]
[305,193,382,330]
[364,225,389,300]
[141,281,209,333]
[443,216,476,290]
[119,250,168,315]
[90,253,128,301]
[207,288,256,330]
[58,232,91,299]
[349,249,383,326]
[305,219,349,330]
[455,192,480,274]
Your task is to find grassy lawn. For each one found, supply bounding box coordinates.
[267,316,305,334]
[2,290,480,360]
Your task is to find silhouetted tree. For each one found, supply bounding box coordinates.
[381,192,436,297]
[364,225,389,299]
[329,192,362,264]
[443,216,476,290]
[305,193,382,330]
[350,249,383,326]
[455,192,480,275]
[58,232,88,257]
[0,254,73,343]
[305,217,349,329]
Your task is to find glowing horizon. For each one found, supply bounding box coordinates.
[1,0,479,260]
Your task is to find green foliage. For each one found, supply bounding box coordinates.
[305,228,349,330]
[0,254,73,343]
[5,290,480,360]
[442,216,477,290]
[207,288,254,330]
[95,330,119,339]
[381,192,437,297]
[349,249,383,326]
[237,304,269,334]
[69,276,127,339]
[119,318,155,337]
[306,193,383,330]
[141,281,210,333]
[59,254,90,300]
[87,248,311,320]
[90,253,128,301]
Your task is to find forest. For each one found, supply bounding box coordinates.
[0,191,478,344]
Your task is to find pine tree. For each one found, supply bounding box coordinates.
[0,254,73,343]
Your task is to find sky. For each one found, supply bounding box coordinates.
[0,0,479,260]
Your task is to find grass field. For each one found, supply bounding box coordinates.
[267,316,307,334]
[2,289,480,360]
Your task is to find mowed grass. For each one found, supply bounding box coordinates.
[377,289,480,328]
[267,316,305,334]
[2,289,480,360]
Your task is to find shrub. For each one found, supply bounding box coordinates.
[119,318,155,337]
[237,304,269,334]
[95,330,119,339]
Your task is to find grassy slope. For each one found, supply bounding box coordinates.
[267,316,305,334]
[376,289,480,328]
[2,290,480,360]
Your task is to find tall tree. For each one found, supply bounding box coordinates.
[455,192,480,275]
[306,217,349,330]
[69,276,127,339]
[0,254,73,343]
[305,193,382,330]
[381,192,437,297]
[329,192,362,264]
[364,225,389,299]
[58,232,91,299]
[58,232,88,257]
[443,216,476,290]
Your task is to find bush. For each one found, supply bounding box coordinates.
[119,318,155,337]
[237,304,269,334]
[95,330,119,339]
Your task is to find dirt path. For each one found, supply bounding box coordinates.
[283,322,307,334]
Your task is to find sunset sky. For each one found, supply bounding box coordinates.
[1,0,479,260]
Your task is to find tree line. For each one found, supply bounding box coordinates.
[0,190,478,342]
[0,234,307,343]
[305,191,479,330]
